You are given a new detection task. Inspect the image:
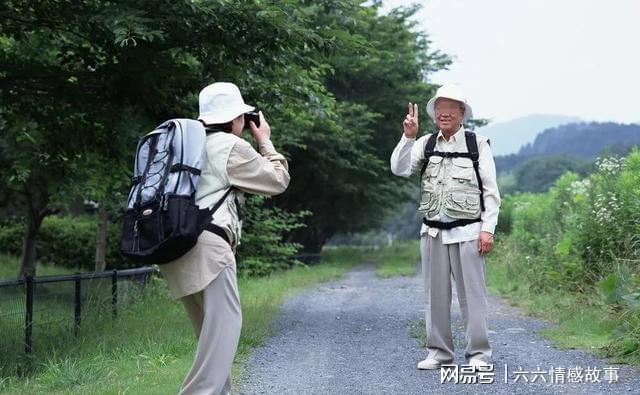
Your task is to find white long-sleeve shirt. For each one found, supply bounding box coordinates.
[390,127,500,244]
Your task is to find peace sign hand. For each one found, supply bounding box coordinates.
[403,102,419,138]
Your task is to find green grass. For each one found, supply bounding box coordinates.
[0,254,76,279]
[486,240,639,365]
[373,240,420,278]
[0,246,368,394]
[1,254,110,379]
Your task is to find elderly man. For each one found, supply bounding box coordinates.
[390,85,500,369]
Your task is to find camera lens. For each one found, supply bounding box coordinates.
[244,111,260,128]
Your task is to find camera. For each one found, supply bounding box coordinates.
[244,111,260,128]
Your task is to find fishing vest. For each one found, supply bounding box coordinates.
[419,131,485,230]
[197,131,246,248]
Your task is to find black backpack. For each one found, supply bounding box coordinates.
[120,119,230,266]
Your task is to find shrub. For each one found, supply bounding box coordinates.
[0,215,126,271]
[237,196,309,277]
[497,149,640,362]
[502,149,640,291]
[495,195,514,235]
[0,197,309,276]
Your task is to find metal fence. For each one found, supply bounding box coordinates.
[1,254,320,375]
[0,267,157,374]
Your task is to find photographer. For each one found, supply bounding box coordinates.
[159,82,290,395]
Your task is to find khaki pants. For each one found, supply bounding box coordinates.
[179,265,242,395]
[421,233,491,363]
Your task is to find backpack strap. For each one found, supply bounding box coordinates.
[204,223,231,245]
[170,164,201,175]
[198,188,235,245]
[204,126,231,135]
[420,133,439,177]
[209,188,234,216]
[464,131,485,212]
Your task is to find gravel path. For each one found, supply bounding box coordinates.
[237,264,640,394]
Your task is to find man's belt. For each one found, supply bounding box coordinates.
[422,217,481,230]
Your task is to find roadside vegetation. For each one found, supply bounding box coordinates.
[374,241,420,279]
[489,150,640,365]
[0,247,368,394]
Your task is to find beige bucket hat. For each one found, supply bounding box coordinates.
[426,85,473,122]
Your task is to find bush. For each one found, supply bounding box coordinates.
[0,197,309,276]
[495,195,514,235]
[0,220,23,255]
[501,150,640,290]
[0,215,127,271]
[237,196,309,277]
[497,149,640,362]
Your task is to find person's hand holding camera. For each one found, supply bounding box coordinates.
[249,111,271,145]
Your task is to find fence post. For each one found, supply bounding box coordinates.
[74,273,81,336]
[111,270,118,318]
[25,275,34,354]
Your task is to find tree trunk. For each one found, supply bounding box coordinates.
[18,220,41,279]
[94,206,108,272]
[18,182,51,279]
[294,226,329,253]
[18,180,53,278]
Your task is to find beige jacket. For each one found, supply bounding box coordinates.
[160,134,290,299]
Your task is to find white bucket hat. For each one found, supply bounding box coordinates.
[426,84,473,122]
[198,82,255,125]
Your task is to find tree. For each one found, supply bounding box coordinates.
[0,0,328,276]
[277,2,451,250]
[0,0,451,274]
[514,155,590,193]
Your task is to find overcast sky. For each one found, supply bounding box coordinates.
[380,0,640,124]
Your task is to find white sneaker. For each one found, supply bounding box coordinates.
[417,358,443,370]
[468,358,491,368]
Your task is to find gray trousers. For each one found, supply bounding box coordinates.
[179,265,243,395]
[421,233,491,363]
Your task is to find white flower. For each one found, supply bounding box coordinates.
[569,179,590,195]
[595,157,626,174]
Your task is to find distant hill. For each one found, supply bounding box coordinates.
[476,114,582,156]
[520,122,640,157]
[495,122,640,175]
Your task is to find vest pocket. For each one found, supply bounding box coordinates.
[419,157,441,214]
[426,155,442,177]
[451,157,474,185]
[444,189,481,219]
[418,190,438,215]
